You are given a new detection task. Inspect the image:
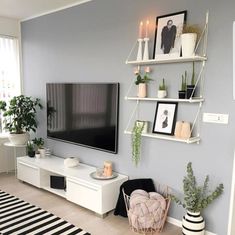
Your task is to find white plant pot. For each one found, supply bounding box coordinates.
[8,132,30,145]
[138,84,147,98]
[157,90,167,98]
[136,120,148,134]
[182,211,205,235]
[38,148,46,158]
[35,153,41,159]
[181,33,197,57]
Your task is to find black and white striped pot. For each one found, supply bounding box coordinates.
[182,211,205,235]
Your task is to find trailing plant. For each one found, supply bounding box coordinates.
[171,162,224,213]
[135,73,152,85]
[159,78,166,90]
[191,62,195,86]
[0,95,43,134]
[181,71,187,91]
[131,121,145,166]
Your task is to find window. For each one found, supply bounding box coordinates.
[0,36,21,131]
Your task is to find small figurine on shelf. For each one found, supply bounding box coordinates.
[135,68,152,98]
[157,78,167,98]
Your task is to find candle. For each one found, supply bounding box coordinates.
[138,21,143,39]
[103,161,113,177]
[145,20,150,38]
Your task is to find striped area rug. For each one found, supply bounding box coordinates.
[0,190,91,235]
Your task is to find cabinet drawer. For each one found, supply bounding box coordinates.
[66,178,102,213]
[17,161,40,187]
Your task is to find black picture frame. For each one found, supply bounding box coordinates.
[152,102,178,135]
[153,11,187,59]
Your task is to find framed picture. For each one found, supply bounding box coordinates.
[153,11,187,59]
[152,102,178,135]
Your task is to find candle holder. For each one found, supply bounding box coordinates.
[137,38,143,61]
[143,38,150,61]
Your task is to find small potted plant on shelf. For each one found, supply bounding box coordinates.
[27,141,35,158]
[131,120,146,166]
[186,62,196,99]
[0,95,43,145]
[179,71,187,99]
[135,67,152,98]
[181,24,201,57]
[171,162,224,235]
[157,78,167,98]
[33,137,44,158]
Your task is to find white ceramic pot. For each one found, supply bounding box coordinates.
[8,132,30,145]
[136,120,148,134]
[38,148,46,158]
[157,90,167,98]
[35,153,41,159]
[138,84,147,98]
[181,33,197,57]
[182,211,205,235]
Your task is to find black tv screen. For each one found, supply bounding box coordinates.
[46,83,119,153]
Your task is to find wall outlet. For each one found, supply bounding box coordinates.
[203,113,229,124]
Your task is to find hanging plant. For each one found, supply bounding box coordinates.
[131,121,145,166]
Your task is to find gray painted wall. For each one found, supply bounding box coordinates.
[21,0,235,234]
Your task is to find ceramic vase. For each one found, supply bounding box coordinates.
[138,84,147,98]
[181,33,197,57]
[182,211,205,235]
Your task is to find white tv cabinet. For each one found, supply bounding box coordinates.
[17,156,128,217]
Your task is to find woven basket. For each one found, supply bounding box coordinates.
[122,182,171,234]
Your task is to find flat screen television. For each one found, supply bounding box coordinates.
[46,83,119,154]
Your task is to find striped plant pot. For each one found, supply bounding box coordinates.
[182,211,205,235]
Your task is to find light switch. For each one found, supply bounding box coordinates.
[203,113,229,124]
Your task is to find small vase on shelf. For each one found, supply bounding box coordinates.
[138,83,147,98]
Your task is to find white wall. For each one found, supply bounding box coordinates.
[0,16,20,37]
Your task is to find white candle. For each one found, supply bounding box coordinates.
[139,21,143,39]
[145,20,150,38]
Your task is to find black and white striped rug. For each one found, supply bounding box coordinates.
[0,190,91,235]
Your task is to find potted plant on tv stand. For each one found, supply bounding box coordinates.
[33,137,44,158]
[0,95,43,145]
[171,162,224,235]
[27,141,35,158]
[178,71,187,99]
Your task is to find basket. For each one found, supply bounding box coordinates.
[122,182,171,234]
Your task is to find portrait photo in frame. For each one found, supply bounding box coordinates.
[152,102,178,135]
[153,11,187,59]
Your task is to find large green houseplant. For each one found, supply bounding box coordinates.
[171,162,224,235]
[0,95,43,145]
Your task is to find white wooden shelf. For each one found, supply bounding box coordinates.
[125,96,204,103]
[124,131,200,144]
[42,186,66,198]
[126,55,207,66]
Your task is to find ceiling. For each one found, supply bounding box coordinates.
[0,0,89,20]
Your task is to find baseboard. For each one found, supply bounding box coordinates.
[167,216,217,235]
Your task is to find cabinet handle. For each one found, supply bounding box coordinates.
[68,178,99,191]
[18,162,39,170]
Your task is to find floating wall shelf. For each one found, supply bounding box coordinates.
[124,131,200,144]
[126,55,207,66]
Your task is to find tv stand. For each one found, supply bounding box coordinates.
[17,155,128,216]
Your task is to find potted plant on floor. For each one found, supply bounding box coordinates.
[171,162,224,235]
[186,62,196,99]
[131,120,146,166]
[0,95,43,145]
[135,68,152,98]
[181,24,201,57]
[157,78,167,98]
[178,71,187,99]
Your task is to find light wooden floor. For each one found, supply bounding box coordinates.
[0,173,181,235]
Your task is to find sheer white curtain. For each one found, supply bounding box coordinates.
[0,36,21,131]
